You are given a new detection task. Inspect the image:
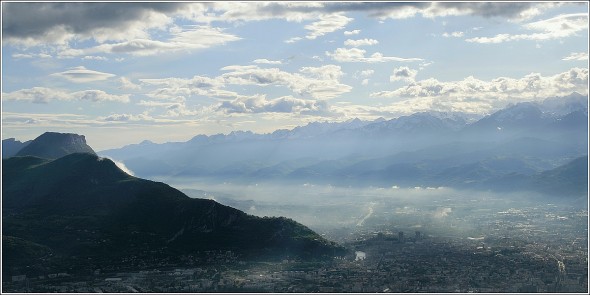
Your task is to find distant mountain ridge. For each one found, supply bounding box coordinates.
[1,138,31,158]
[95,93,588,197]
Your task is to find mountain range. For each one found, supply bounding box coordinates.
[2,132,344,280]
[91,93,588,196]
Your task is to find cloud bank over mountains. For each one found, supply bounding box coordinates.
[2,2,587,149]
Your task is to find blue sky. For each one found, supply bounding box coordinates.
[1,1,588,150]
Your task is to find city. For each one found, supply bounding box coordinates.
[4,192,587,293]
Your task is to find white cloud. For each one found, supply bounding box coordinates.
[344,29,361,35]
[190,2,555,24]
[58,26,240,57]
[285,37,303,43]
[1,112,101,129]
[98,114,153,122]
[139,75,228,100]
[74,90,131,103]
[2,87,70,104]
[112,159,135,176]
[51,66,116,83]
[355,69,375,78]
[466,13,588,44]
[371,68,588,114]
[326,47,423,63]
[344,38,379,47]
[3,87,130,103]
[304,13,352,40]
[119,77,142,90]
[371,2,559,21]
[169,25,241,48]
[562,52,589,61]
[218,95,328,114]
[361,79,370,86]
[82,55,108,61]
[220,64,352,99]
[442,31,464,38]
[12,53,52,59]
[199,2,325,23]
[390,66,417,82]
[12,53,34,59]
[433,207,452,218]
[253,59,283,65]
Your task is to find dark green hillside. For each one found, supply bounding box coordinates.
[3,236,52,268]
[2,153,344,279]
[15,132,96,159]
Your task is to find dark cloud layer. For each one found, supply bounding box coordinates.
[3,2,551,45]
[2,2,185,42]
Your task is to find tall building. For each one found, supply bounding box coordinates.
[398,231,404,242]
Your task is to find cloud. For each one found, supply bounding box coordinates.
[169,25,241,48]
[74,90,131,103]
[433,207,452,218]
[58,26,240,57]
[1,112,100,129]
[220,64,352,99]
[200,2,323,23]
[344,38,379,47]
[253,59,283,65]
[12,53,52,59]
[112,159,135,176]
[139,75,229,100]
[2,87,72,104]
[344,29,361,35]
[99,156,135,176]
[3,87,130,103]
[390,66,417,82]
[2,2,183,46]
[199,2,554,23]
[304,13,352,39]
[370,67,588,114]
[82,55,108,61]
[119,77,142,90]
[318,2,556,21]
[442,31,464,38]
[218,95,329,114]
[138,64,352,104]
[466,13,588,44]
[354,69,375,78]
[101,113,152,122]
[563,52,588,61]
[326,47,423,63]
[51,66,116,83]
[135,100,203,118]
[2,2,557,48]
[285,37,303,43]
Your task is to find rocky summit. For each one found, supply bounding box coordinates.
[14,132,96,160]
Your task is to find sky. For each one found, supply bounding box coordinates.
[1,1,589,150]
